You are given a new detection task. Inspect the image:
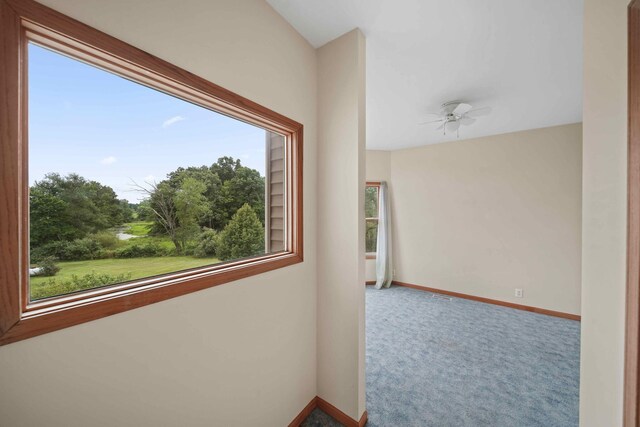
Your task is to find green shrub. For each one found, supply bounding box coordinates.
[163,246,177,257]
[114,242,165,258]
[64,237,103,260]
[31,241,69,263]
[100,249,116,259]
[182,241,199,256]
[216,204,264,261]
[31,237,104,262]
[193,228,219,257]
[32,272,132,300]
[32,256,60,277]
[91,231,119,249]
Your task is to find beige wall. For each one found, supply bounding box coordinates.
[580,0,629,424]
[317,29,367,421]
[0,1,319,426]
[1,0,624,425]
[389,124,583,315]
[365,151,391,281]
[366,151,391,183]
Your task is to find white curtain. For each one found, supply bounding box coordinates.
[375,182,393,289]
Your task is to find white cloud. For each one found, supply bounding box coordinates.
[100,156,117,165]
[162,115,185,128]
[144,175,156,182]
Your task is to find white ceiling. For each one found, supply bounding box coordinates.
[267,0,583,150]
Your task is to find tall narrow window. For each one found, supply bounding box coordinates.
[0,0,303,345]
[365,182,380,257]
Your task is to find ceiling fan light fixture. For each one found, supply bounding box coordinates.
[420,101,491,138]
[445,120,460,132]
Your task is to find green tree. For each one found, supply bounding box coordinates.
[166,165,222,229]
[174,177,210,252]
[119,200,136,222]
[217,204,265,261]
[136,199,155,221]
[365,186,379,218]
[165,158,264,230]
[148,157,265,233]
[30,187,72,246]
[30,173,127,248]
[139,156,266,255]
[220,167,265,226]
[139,181,180,251]
[85,180,126,227]
[138,177,210,254]
[211,156,241,183]
[193,228,219,257]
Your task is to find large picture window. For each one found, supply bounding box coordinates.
[0,0,303,345]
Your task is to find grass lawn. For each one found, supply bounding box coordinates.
[30,256,220,300]
[124,221,154,236]
[122,235,175,250]
[117,221,174,250]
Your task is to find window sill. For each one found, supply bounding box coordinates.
[1,252,303,346]
[366,254,377,260]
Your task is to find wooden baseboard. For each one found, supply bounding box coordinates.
[316,397,367,427]
[289,396,367,427]
[289,396,318,427]
[365,281,376,285]
[392,280,581,321]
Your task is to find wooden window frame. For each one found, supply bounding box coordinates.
[365,181,381,259]
[0,0,303,346]
[628,1,640,424]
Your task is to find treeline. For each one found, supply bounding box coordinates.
[30,173,134,247]
[136,157,265,254]
[30,156,266,263]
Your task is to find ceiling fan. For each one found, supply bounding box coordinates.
[421,101,491,137]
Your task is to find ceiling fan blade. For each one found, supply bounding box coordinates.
[419,118,445,125]
[466,107,491,118]
[452,103,472,116]
[446,120,461,132]
[460,116,476,126]
[435,123,445,131]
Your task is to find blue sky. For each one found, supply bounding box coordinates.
[28,43,267,203]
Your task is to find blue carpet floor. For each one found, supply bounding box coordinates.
[365,286,580,426]
[301,408,341,427]
[304,285,580,427]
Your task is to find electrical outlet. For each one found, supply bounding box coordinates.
[515,288,523,298]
